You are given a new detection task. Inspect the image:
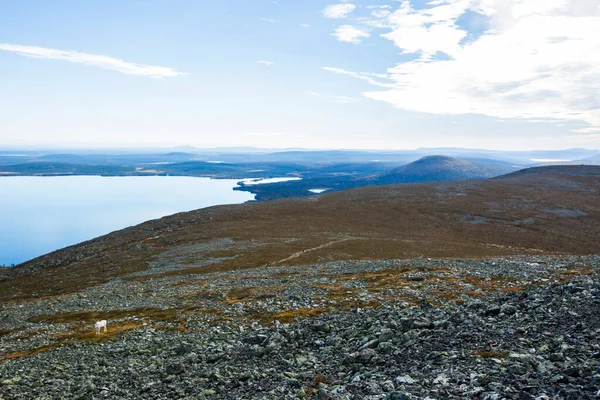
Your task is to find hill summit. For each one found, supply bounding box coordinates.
[365,155,507,185]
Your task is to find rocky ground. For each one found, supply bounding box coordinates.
[1,255,600,399]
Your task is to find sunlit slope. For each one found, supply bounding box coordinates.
[1,165,598,300]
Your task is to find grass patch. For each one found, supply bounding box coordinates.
[439,274,527,295]
[28,307,182,324]
[1,320,148,362]
[266,308,328,324]
[550,266,596,282]
[224,286,257,304]
[221,286,279,305]
[3,311,190,362]
[428,289,459,302]
[472,350,508,359]
[125,238,330,282]
[2,343,61,361]
[0,328,19,338]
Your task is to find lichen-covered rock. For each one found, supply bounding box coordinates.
[1,255,599,399]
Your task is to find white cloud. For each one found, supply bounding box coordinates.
[323,0,600,133]
[332,25,370,44]
[307,91,360,104]
[322,67,395,87]
[300,24,311,28]
[366,5,392,19]
[324,3,356,19]
[257,60,274,66]
[0,43,187,78]
[381,0,469,59]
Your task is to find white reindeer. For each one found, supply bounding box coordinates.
[95,320,108,334]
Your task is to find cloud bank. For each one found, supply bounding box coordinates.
[324,4,356,19]
[0,43,187,78]
[324,0,600,136]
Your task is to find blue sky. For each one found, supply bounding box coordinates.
[1,0,599,150]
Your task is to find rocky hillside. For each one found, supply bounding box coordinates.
[0,165,599,399]
[1,255,599,399]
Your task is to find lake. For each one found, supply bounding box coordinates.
[0,176,255,266]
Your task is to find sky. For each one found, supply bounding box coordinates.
[0,0,599,150]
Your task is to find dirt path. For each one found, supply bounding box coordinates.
[274,238,355,265]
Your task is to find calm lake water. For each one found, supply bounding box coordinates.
[0,176,255,266]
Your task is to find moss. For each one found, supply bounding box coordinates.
[314,376,328,385]
[3,312,191,362]
[28,307,181,324]
[2,343,61,361]
[472,350,508,359]
[0,328,19,338]
[266,308,328,324]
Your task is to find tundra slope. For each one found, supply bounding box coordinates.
[0,166,599,399]
[1,165,598,300]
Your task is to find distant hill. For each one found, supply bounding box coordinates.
[361,155,516,185]
[233,155,521,201]
[415,147,600,164]
[530,153,600,167]
[563,154,600,166]
[580,154,600,165]
[496,165,600,180]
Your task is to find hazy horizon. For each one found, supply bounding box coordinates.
[1,144,599,153]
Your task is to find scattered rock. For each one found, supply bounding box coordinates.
[1,255,599,399]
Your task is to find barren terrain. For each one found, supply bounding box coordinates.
[1,166,599,399]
